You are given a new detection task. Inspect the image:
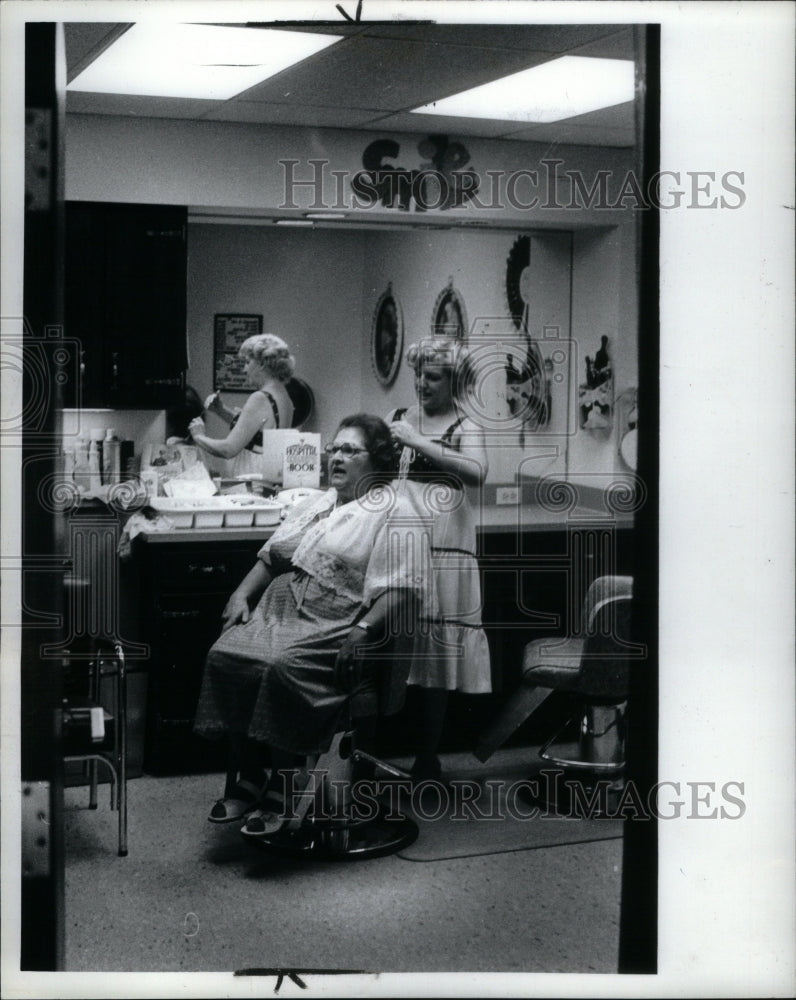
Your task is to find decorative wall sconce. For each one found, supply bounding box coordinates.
[579,334,613,432]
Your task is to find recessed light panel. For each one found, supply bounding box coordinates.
[411,56,635,124]
[67,23,342,100]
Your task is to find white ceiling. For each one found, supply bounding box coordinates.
[64,22,639,148]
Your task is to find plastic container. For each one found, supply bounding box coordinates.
[148,496,284,529]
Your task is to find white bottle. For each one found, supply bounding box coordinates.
[62,444,75,485]
[73,437,90,492]
[103,428,121,485]
[88,429,103,494]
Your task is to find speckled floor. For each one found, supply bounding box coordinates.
[63,752,623,974]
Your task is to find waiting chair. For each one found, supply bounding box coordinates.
[474,576,640,791]
[62,640,128,856]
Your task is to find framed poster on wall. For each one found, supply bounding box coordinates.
[213,313,263,390]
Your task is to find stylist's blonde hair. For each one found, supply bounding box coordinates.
[239,334,295,383]
[405,337,474,399]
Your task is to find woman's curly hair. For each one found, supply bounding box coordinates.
[335,413,398,482]
[405,337,475,399]
[239,334,295,383]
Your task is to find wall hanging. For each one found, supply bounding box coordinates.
[616,387,638,470]
[213,313,263,391]
[371,282,403,387]
[504,235,551,441]
[431,278,467,339]
[578,334,614,431]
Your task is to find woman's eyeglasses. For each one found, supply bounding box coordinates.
[324,443,369,458]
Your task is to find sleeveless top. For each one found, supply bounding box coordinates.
[392,407,465,483]
[230,388,281,451]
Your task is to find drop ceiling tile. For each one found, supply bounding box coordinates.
[365,112,520,139]
[234,36,554,111]
[571,27,637,60]
[502,122,635,147]
[202,102,384,127]
[66,91,224,119]
[64,23,130,82]
[359,24,628,52]
[553,101,636,131]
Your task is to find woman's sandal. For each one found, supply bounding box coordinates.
[207,779,266,824]
[240,790,288,838]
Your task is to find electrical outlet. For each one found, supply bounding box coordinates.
[496,486,520,505]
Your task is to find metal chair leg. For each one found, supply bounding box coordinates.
[114,642,128,857]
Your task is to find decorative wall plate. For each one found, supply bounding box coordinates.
[371,283,403,387]
[431,278,467,339]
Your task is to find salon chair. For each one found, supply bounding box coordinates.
[251,632,419,860]
[475,576,639,811]
[62,639,128,856]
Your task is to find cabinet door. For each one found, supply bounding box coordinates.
[64,202,106,407]
[63,201,188,409]
[103,204,187,408]
[144,592,229,775]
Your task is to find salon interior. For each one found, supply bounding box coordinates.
[15,17,658,979]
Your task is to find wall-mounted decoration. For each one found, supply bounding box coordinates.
[213,313,263,391]
[616,387,638,470]
[285,377,315,429]
[431,278,467,339]
[504,348,552,433]
[371,283,403,387]
[579,334,613,431]
[504,236,551,440]
[505,234,531,329]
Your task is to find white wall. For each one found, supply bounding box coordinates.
[186,223,366,442]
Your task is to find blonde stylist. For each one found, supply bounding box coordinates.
[189,334,295,475]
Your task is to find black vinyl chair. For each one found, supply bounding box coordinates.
[62,640,128,856]
[475,576,640,800]
[252,632,419,860]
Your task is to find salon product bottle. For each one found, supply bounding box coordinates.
[62,444,76,485]
[88,429,103,493]
[103,428,121,485]
[73,437,90,492]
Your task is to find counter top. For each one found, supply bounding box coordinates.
[135,504,632,544]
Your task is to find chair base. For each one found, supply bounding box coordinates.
[517,771,626,820]
[250,800,418,861]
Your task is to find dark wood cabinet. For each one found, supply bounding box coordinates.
[64,201,188,409]
[132,539,264,775]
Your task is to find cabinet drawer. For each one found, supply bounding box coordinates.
[146,544,260,592]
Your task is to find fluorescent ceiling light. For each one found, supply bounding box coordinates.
[67,23,341,100]
[411,56,635,124]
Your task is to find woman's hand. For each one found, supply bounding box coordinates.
[188,416,205,440]
[221,591,251,631]
[334,628,372,691]
[389,419,421,450]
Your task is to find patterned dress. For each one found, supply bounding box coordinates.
[193,487,432,755]
[390,408,492,693]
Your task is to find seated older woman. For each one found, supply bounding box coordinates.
[193,414,431,837]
